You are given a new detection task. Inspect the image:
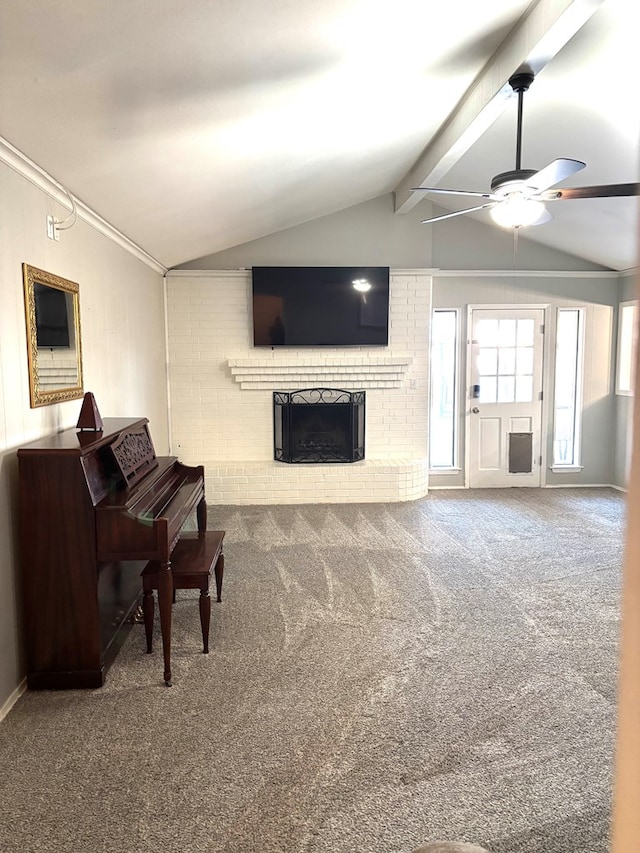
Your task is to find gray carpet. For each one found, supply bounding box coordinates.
[0,488,624,853]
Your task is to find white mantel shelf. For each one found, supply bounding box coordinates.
[227,355,413,389]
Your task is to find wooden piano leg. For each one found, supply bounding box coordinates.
[199,589,211,653]
[142,588,154,654]
[157,560,173,686]
[214,552,225,603]
[197,497,207,534]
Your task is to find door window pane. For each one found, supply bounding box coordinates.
[498,319,516,347]
[430,310,458,468]
[498,376,515,403]
[478,347,498,375]
[517,318,534,347]
[515,375,533,403]
[476,318,498,346]
[516,347,534,375]
[479,376,497,403]
[499,348,516,375]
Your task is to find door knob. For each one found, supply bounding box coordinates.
[471,406,480,414]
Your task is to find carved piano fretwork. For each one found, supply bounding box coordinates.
[109,422,158,487]
[18,417,205,689]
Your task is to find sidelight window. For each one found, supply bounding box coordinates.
[553,308,584,468]
[430,310,458,468]
[616,301,638,396]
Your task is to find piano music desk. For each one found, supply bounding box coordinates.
[142,530,225,680]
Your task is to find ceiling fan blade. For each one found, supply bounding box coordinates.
[542,182,640,200]
[526,158,586,192]
[421,203,496,224]
[412,186,496,200]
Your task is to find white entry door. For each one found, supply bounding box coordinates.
[468,308,545,488]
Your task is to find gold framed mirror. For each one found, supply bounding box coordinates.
[22,263,84,407]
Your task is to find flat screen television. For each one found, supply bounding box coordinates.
[34,283,70,348]
[252,266,390,347]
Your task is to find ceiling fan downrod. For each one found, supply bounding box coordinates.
[511,71,534,170]
[490,71,536,193]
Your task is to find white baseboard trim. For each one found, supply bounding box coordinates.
[544,483,614,489]
[610,484,627,493]
[432,483,617,491]
[428,485,468,490]
[0,678,27,724]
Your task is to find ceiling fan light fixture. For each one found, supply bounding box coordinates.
[352,278,371,292]
[490,194,548,229]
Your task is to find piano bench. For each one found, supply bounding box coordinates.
[141,530,225,656]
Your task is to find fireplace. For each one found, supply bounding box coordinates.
[274,388,365,463]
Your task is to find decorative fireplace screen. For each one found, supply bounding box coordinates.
[273,388,365,463]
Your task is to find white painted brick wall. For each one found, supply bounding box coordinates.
[166,270,431,503]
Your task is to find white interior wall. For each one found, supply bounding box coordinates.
[0,158,168,716]
[177,194,607,274]
[177,195,433,270]
[430,207,613,272]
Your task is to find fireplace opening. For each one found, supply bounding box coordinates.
[274,388,365,463]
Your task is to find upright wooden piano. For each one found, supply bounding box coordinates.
[18,417,205,689]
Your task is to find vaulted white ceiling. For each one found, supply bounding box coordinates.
[0,0,637,270]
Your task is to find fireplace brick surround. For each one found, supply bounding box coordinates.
[166,270,431,504]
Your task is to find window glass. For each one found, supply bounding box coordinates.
[499,348,516,375]
[517,347,534,376]
[474,318,535,405]
[430,310,458,468]
[498,376,515,403]
[479,376,497,403]
[553,308,583,466]
[476,318,498,346]
[478,347,498,375]
[515,375,533,403]
[498,319,517,347]
[616,301,638,396]
[517,319,534,347]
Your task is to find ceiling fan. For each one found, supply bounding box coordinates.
[412,71,640,229]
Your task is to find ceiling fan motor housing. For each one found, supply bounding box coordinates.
[491,169,537,193]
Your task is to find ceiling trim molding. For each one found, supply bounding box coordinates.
[433,268,620,278]
[0,136,167,275]
[166,267,619,279]
[394,0,607,214]
[167,268,439,278]
[166,269,253,278]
